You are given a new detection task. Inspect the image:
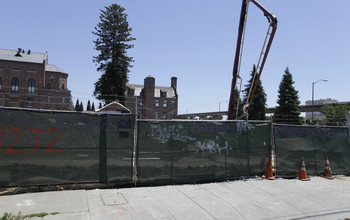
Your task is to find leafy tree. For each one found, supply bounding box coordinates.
[92,102,95,111]
[93,4,135,105]
[241,65,267,120]
[320,104,350,126]
[273,67,302,124]
[75,99,80,111]
[87,100,91,111]
[305,117,324,125]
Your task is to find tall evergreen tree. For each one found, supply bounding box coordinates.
[92,102,95,111]
[273,67,302,124]
[241,65,267,120]
[93,4,135,105]
[87,100,91,111]
[75,99,80,111]
[79,101,84,112]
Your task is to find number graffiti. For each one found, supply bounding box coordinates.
[0,126,64,154]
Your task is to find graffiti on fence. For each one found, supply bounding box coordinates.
[0,126,64,154]
[237,121,255,134]
[148,124,196,144]
[195,135,231,155]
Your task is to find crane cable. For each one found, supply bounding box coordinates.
[243,23,272,114]
[234,0,250,119]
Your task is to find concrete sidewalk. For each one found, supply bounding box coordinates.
[0,176,350,220]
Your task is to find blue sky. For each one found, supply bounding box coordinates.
[1,0,349,114]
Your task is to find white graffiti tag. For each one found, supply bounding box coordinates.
[148,124,196,143]
[195,136,231,155]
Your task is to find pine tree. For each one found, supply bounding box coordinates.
[241,65,267,120]
[92,102,95,111]
[87,100,91,111]
[93,4,135,105]
[273,67,302,124]
[75,99,80,111]
[79,101,84,112]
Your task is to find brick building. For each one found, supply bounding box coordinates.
[0,48,71,110]
[125,76,178,119]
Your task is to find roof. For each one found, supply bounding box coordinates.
[95,101,131,113]
[46,64,67,74]
[128,84,176,98]
[0,48,47,64]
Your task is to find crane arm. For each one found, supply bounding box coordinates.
[227,0,277,120]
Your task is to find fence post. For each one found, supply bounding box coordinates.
[99,114,108,183]
[170,153,174,180]
[133,117,139,186]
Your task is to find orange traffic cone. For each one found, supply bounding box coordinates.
[263,156,275,180]
[298,158,310,181]
[323,157,334,179]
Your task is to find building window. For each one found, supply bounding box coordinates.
[0,77,2,91]
[170,112,175,119]
[171,100,176,108]
[154,112,159,119]
[163,112,167,119]
[47,84,51,89]
[138,99,143,106]
[27,98,33,107]
[163,100,167,108]
[47,96,51,103]
[11,77,19,94]
[61,75,66,79]
[28,67,37,73]
[10,98,19,103]
[28,78,35,94]
[11,67,21,71]
[155,100,159,107]
[50,74,54,79]
[62,97,65,104]
[61,84,65,90]
[161,91,167,98]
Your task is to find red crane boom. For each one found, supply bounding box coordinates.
[227,0,277,120]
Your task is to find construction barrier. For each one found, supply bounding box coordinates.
[274,124,350,177]
[0,108,134,187]
[136,120,270,184]
[1,107,350,187]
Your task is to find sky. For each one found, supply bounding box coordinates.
[1,0,349,115]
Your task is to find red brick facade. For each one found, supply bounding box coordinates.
[125,76,178,119]
[0,48,71,110]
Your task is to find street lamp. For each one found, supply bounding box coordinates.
[312,79,328,122]
[219,101,228,112]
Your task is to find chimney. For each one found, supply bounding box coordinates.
[15,48,22,57]
[28,50,31,55]
[144,75,155,99]
[171,77,177,89]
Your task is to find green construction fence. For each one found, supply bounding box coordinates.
[0,107,134,187]
[136,120,271,184]
[274,124,350,177]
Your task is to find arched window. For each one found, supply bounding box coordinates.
[11,77,19,94]
[28,78,35,94]
[0,77,2,91]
